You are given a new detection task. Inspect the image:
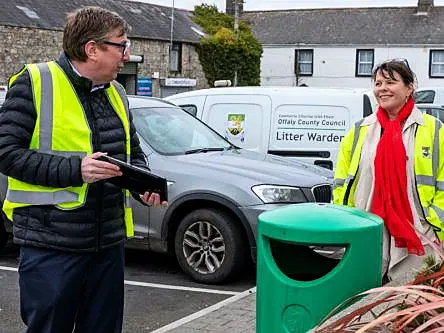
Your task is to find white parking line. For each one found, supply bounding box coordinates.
[124,280,239,295]
[151,287,256,333]
[0,265,17,272]
[0,265,240,296]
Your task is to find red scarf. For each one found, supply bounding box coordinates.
[371,97,425,255]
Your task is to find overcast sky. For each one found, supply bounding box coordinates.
[137,0,444,11]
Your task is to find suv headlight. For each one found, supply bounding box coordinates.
[252,185,306,203]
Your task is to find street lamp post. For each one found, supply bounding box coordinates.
[170,0,175,50]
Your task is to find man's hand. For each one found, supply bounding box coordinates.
[81,152,122,183]
[140,191,168,207]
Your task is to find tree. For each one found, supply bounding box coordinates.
[193,4,262,87]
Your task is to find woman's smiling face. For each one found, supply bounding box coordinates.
[373,69,413,116]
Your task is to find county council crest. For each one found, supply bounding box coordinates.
[226,114,245,143]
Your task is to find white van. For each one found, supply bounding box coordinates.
[166,87,374,170]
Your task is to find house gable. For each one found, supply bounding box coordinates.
[241,5,444,46]
[238,2,444,88]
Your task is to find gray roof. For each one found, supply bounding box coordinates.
[241,6,444,46]
[0,0,203,43]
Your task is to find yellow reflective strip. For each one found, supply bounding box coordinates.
[8,66,27,88]
[351,119,365,157]
[26,64,42,149]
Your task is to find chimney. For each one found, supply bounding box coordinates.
[226,0,243,16]
[417,0,434,13]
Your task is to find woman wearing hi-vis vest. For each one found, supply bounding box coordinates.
[0,6,167,333]
[334,59,444,283]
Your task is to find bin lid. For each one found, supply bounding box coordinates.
[258,203,383,242]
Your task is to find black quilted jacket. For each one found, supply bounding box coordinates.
[0,52,146,252]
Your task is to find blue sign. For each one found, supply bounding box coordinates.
[137,77,152,96]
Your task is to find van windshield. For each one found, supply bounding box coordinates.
[131,106,232,155]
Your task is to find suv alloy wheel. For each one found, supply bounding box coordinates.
[174,208,246,284]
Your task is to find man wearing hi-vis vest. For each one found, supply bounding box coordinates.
[0,7,167,333]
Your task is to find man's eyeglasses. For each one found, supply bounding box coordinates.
[102,40,131,55]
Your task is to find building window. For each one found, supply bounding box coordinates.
[430,50,444,78]
[356,49,374,77]
[295,49,313,76]
[169,43,182,73]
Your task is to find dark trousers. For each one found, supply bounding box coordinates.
[18,243,125,333]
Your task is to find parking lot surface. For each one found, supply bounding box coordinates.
[0,242,256,333]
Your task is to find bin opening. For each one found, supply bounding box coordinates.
[269,238,347,281]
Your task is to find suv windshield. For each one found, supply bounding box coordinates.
[131,106,232,155]
[417,105,444,122]
[0,87,6,100]
[415,90,435,104]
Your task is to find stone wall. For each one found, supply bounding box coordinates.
[131,38,209,95]
[0,26,208,94]
[0,26,63,84]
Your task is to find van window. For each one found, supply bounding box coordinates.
[363,94,373,117]
[415,90,435,104]
[179,104,198,116]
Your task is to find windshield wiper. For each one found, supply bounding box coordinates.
[184,147,225,155]
[224,144,238,151]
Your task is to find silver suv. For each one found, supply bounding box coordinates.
[0,96,332,284]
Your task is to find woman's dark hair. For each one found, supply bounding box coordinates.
[371,59,417,89]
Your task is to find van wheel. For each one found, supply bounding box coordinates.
[174,208,246,284]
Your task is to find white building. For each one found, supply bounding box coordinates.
[241,0,444,89]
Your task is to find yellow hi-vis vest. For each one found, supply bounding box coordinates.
[333,113,444,240]
[3,61,134,237]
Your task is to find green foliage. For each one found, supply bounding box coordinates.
[192,4,262,87]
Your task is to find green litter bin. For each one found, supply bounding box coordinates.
[256,203,383,333]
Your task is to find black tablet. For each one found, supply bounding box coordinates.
[98,155,168,202]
